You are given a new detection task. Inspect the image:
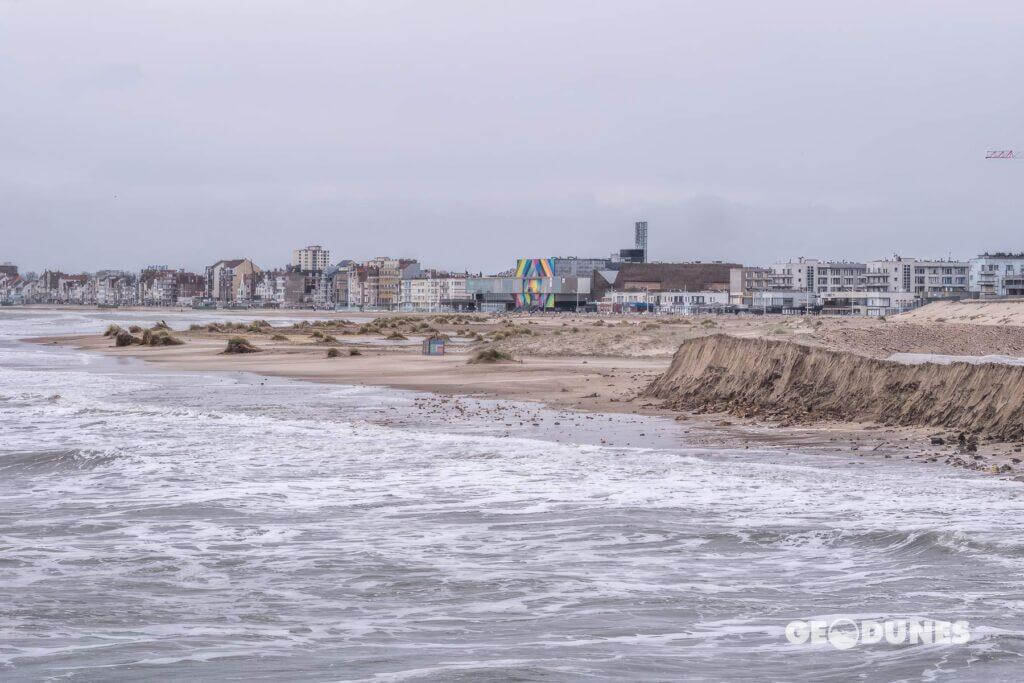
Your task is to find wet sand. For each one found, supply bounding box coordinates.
[28,317,1024,477]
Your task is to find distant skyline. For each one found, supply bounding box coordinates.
[3,1,1024,274]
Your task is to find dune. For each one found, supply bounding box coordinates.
[646,334,1024,441]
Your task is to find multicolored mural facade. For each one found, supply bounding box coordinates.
[515,258,554,278]
[513,292,555,308]
[514,259,556,309]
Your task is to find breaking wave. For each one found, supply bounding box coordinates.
[2,310,1024,680]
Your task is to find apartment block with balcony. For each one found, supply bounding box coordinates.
[970,253,1024,298]
[907,260,969,299]
[819,291,918,316]
[865,256,968,298]
[768,258,867,294]
[400,274,472,311]
[862,260,905,292]
[728,266,772,304]
[768,258,815,291]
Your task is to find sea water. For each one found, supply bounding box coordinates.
[2,309,1023,681]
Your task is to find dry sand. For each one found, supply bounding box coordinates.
[27,304,1024,477]
[896,298,1024,326]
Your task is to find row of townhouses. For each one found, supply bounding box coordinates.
[0,248,471,311]
[4,234,1024,316]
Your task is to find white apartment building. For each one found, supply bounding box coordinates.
[599,290,653,310]
[970,253,1024,298]
[399,276,469,311]
[656,290,730,313]
[771,256,969,301]
[819,290,918,316]
[907,259,969,298]
[598,289,728,313]
[813,262,867,293]
[863,259,906,292]
[292,245,330,273]
[749,290,817,311]
[768,258,814,291]
[865,256,969,298]
[769,258,866,294]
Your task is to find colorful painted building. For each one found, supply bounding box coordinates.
[467,257,591,311]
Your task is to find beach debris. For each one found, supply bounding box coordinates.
[114,330,140,346]
[468,348,514,364]
[957,433,979,453]
[223,337,260,354]
[141,328,184,346]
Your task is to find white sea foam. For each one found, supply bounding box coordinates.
[2,309,1024,679]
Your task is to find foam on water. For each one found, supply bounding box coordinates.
[2,309,1024,680]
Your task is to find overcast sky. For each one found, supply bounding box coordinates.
[2,1,1023,274]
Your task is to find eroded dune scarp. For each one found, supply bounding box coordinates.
[646,334,1024,441]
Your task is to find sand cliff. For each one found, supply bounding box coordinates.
[645,335,1024,441]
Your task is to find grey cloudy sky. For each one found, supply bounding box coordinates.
[2,0,1023,274]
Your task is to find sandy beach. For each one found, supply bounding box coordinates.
[26,303,1024,476]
